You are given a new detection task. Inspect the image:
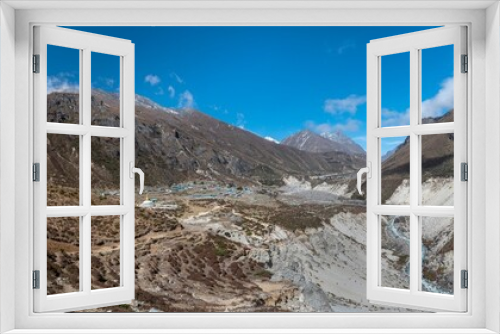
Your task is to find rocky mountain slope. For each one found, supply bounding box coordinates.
[380,110,454,203]
[321,130,366,155]
[47,91,365,189]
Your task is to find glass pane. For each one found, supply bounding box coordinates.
[91,137,121,205]
[421,133,454,206]
[381,136,410,205]
[47,216,80,295]
[91,52,120,127]
[91,215,121,290]
[381,52,410,127]
[47,134,80,206]
[47,45,80,124]
[381,215,410,289]
[421,45,454,124]
[421,216,454,294]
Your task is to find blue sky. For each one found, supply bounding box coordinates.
[48,26,454,154]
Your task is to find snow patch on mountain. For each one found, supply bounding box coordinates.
[135,95,178,114]
[264,136,280,144]
[290,131,315,150]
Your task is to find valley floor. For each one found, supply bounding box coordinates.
[47,177,453,313]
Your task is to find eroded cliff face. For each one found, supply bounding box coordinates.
[381,177,455,295]
[267,212,371,312]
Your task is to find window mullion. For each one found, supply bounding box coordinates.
[78,49,84,291]
[409,47,420,294]
[82,48,92,294]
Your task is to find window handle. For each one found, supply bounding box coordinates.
[129,162,144,194]
[357,162,371,195]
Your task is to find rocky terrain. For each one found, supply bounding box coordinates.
[45,91,455,313]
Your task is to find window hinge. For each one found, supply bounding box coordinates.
[461,270,468,289]
[461,54,468,73]
[461,162,468,181]
[33,163,40,182]
[33,270,40,289]
[33,54,40,73]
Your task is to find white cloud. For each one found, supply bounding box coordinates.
[236,113,246,129]
[380,77,454,126]
[144,74,161,86]
[305,118,361,134]
[421,77,454,118]
[178,90,195,109]
[264,136,280,144]
[333,119,362,132]
[168,85,175,98]
[381,108,410,127]
[47,75,79,94]
[324,94,366,115]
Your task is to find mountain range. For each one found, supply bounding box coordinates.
[47,90,366,189]
[281,129,365,156]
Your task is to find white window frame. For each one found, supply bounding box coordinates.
[33,26,136,313]
[1,1,499,333]
[366,26,467,312]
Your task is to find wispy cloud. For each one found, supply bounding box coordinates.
[353,136,366,143]
[210,105,230,115]
[103,78,115,88]
[337,42,356,55]
[178,90,195,109]
[324,94,366,115]
[305,118,362,134]
[171,72,184,84]
[145,74,161,86]
[47,74,79,94]
[422,77,454,118]
[325,40,356,55]
[91,76,117,91]
[236,113,246,129]
[168,85,175,98]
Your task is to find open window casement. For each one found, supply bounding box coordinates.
[363,26,467,312]
[33,26,140,312]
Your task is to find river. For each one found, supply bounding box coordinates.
[386,216,449,294]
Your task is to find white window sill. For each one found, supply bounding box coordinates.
[4,330,498,334]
